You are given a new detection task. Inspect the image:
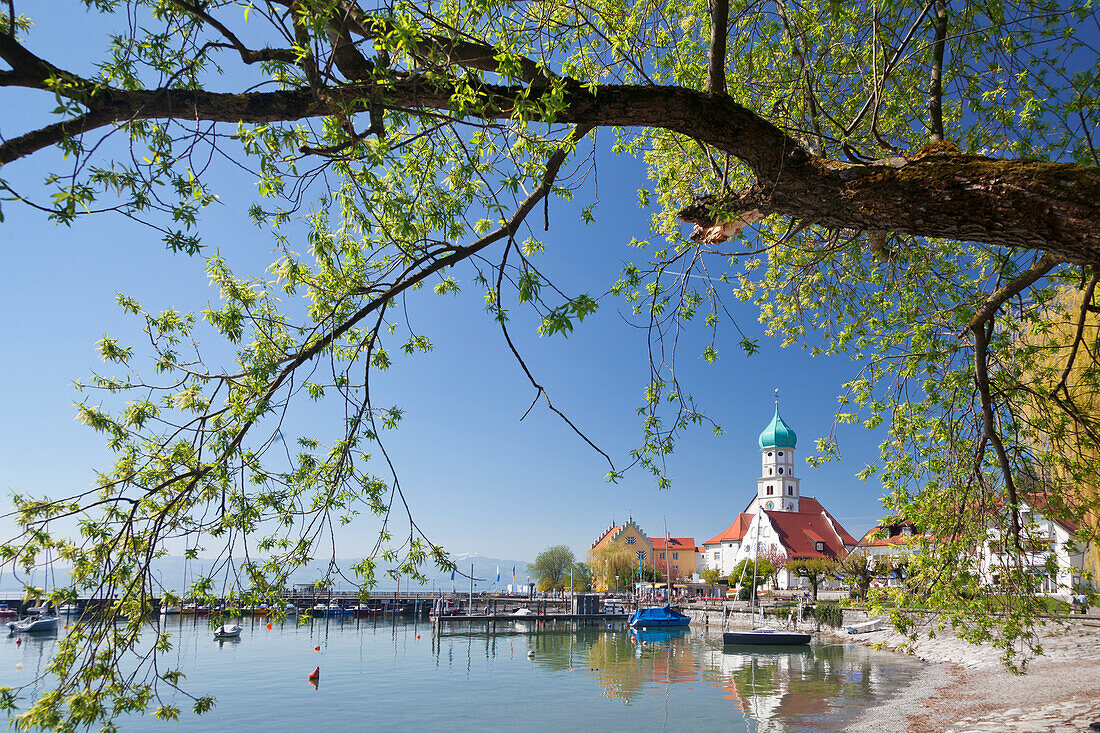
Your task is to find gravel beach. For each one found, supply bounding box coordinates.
[836,616,1100,732]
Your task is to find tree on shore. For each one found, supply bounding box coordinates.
[787,558,838,602]
[835,550,882,601]
[569,562,593,592]
[2,0,1100,723]
[730,557,774,593]
[529,546,576,591]
[589,544,637,591]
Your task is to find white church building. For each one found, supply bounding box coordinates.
[701,403,858,589]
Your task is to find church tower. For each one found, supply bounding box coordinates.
[756,396,800,512]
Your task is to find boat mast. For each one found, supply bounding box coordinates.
[662,516,672,601]
[750,511,763,626]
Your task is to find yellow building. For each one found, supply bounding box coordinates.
[589,518,653,591]
[652,536,699,583]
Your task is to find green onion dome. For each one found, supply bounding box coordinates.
[758,405,797,449]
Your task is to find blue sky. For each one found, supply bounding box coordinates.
[0,2,893,566]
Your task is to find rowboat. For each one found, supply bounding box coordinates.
[213,624,242,639]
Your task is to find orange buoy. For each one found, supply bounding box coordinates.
[416,635,420,639]
[308,666,320,681]
[267,623,272,630]
[314,645,320,651]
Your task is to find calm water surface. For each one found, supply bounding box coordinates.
[4,615,923,731]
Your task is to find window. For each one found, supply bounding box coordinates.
[766,486,773,495]
[778,451,783,456]
[636,550,647,560]
[767,452,773,457]
[768,468,773,475]
[672,552,679,559]
[815,541,825,552]
[712,551,720,560]
[659,552,665,559]
[778,467,784,474]
[626,536,636,545]
[787,486,793,495]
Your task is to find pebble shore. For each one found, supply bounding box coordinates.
[832,615,1100,732]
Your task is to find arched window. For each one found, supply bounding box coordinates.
[778,451,783,457]
[766,486,773,495]
[768,468,773,475]
[778,467,784,474]
[787,486,793,495]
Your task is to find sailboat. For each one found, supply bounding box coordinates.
[629,520,690,629]
[723,513,810,646]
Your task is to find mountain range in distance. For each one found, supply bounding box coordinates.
[0,553,533,595]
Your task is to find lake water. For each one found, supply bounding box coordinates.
[4,615,924,731]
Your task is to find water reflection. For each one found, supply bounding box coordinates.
[431,621,917,731]
[6,616,918,732]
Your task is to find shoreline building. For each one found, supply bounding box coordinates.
[702,402,857,589]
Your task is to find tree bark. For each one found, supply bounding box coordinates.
[4,33,1100,265]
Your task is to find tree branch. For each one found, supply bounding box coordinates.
[705,0,729,96]
[927,0,947,142]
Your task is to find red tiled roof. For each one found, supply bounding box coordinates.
[695,546,706,554]
[704,513,754,545]
[798,497,859,545]
[858,520,921,547]
[652,537,695,551]
[765,510,848,559]
[1020,494,1081,533]
[591,525,622,549]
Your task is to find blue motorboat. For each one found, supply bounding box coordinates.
[628,604,690,628]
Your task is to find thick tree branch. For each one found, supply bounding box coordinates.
[3,49,1100,264]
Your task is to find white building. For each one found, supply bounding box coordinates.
[701,402,858,589]
[979,499,1089,595]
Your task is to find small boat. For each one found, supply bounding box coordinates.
[58,604,79,615]
[181,603,198,615]
[513,607,536,617]
[628,604,690,628]
[159,604,182,615]
[723,627,811,646]
[845,619,885,635]
[351,603,381,617]
[213,624,242,639]
[0,605,16,619]
[310,602,350,617]
[7,615,60,634]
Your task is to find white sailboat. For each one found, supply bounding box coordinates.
[724,514,810,646]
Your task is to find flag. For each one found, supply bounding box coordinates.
[512,566,516,582]
[496,566,500,583]
[450,567,456,581]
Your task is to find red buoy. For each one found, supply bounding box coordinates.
[308,666,320,681]
[266,623,272,630]
[314,645,320,651]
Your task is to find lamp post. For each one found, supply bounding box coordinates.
[615,575,619,594]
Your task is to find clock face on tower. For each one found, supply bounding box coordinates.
[765,501,774,510]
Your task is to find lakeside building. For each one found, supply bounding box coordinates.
[701,404,857,590]
[978,498,1090,594]
[651,535,703,582]
[589,520,705,588]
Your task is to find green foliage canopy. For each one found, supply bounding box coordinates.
[2,0,1100,724]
